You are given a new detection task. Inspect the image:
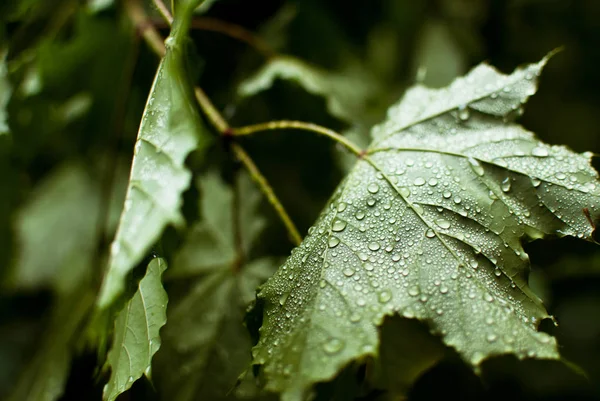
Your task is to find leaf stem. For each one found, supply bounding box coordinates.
[153,0,173,25]
[232,120,364,157]
[125,0,302,246]
[194,87,229,132]
[232,143,302,246]
[125,0,166,57]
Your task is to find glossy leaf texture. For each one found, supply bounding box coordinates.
[249,55,600,400]
[153,171,279,401]
[97,19,211,309]
[103,258,168,401]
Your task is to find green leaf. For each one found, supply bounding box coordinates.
[250,55,600,399]
[103,257,169,401]
[7,163,100,294]
[238,56,379,126]
[0,52,11,135]
[8,289,94,401]
[153,171,278,401]
[97,15,212,309]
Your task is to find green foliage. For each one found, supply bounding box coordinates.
[97,10,212,309]
[249,54,600,400]
[104,258,168,401]
[2,1,600,401]
[153,171,279,401]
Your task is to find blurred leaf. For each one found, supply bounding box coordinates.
[195,0,218,14]
[239,56,379,126]
[371,317,446,396]
[412,20,466,88]
[7,289,94,401]
[0,52,11,135]
[97,16,212,309]
[154,171,278,401]
[103,257,168,401]
[87,0,113,13]
[249,56,600,399]
[7,163,100,295]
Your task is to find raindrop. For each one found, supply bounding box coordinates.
[408,286,420,297]
[337,202,347,212]
[368,242,381,251]
[378,290,392,303]
[428,178,438,186]
[328,237,340,248]
[435,219,451,229]
[355,210,365,220]
[458,105,470,121]
[343,268,355,277]
[414,177,426,186]
[368,183,380,194]
[486,333,498,343]
[332,220,347,232]
[425,229,436,238]
[349,313,361,323]
[443,191,452,199]
[279,292,289,306]
[399,187,411,197]
[531,147,549,157]
[501,177,511,193]
[468,157,484,176]
[323,338,344,354]
[531,177,541,187]
[367,198,376,207]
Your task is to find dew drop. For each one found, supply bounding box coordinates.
[435,219,451,229]
[323,338,344,354]
[531,177,541,187]
[349,313,361,323]
[468,157,484,176]
[368,242,381,251]
[332,220,347,232]
[425,229,436,238]
[328,237,340,248]
[531,147,549,157]
[368,183,380,194]
[414,177,426,186]
[408,286,420,297]
[279,292,290,306]
[443,191,452,199]
[458,105,470,121]
[355,210,365,220]
[501,177,511,193]
[428,178,438,186]
[343,268,355,277]
[378,290,392,303]
[399,187,411,197]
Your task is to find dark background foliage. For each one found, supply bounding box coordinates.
[1,0,599,400]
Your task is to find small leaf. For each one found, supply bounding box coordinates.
[249,55,600,399]
[238,56,379,126]
[7,163,100,294]
[154,171,278,401]
[97,21,212,309]
[0,51,11,135]
[103,258,169,401]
